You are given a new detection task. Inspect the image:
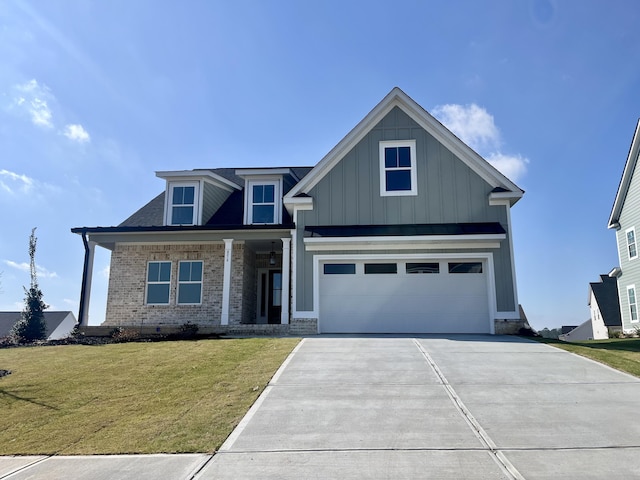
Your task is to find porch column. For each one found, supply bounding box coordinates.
[280,237,291,324]
[77,235,96,327]
[221,239,233,326]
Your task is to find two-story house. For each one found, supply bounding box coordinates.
[72,87,525,335]
[609,119,640,334]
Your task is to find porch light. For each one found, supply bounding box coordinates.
[269,242,276,266]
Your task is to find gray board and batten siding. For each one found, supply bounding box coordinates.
[616,156,640,330]
[294,106,516,313]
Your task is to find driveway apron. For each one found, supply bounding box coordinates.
[197,335,640,479]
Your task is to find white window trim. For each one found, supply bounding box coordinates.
[165,181,201,226]
[626,227,637,260]
[628,284,638,323]
[244,177,283,225]
[379,140,417,197]
[145,261,171,306]
[177,260,204,305]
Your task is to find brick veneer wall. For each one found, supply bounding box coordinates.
[104,243,228,327]
[242,245,257,324]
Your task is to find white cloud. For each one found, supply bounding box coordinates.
[4,260,59,279]
[100,264,110,279]
[431,103,500,151]
[0,169,34,194]
[486,153,529,183]
[13,79,54,128]
[63,124,90,143]
[432,103,529,182]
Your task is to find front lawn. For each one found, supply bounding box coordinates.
[0,337,299,455]
[536,337,640,377]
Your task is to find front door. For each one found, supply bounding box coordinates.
[268,270,282,324]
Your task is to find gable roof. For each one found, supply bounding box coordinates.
[0,311,75,338]
[609,119,640,228]
[589,275,622,327]
[285,87,524,204]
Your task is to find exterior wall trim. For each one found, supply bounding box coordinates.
[304,235,504,251]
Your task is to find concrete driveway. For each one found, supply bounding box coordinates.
[197,335,640,479]
[3,335,640,479]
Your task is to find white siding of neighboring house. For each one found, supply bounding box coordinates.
[560,291,610,342]
[559,320,595,342]
[48,312,77,340]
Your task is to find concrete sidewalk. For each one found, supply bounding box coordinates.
[3,335,640,479]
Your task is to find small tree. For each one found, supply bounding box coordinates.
[11,228,48,342]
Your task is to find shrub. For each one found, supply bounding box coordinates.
[110,327,140,343]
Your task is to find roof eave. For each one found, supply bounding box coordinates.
[608,119,640,228]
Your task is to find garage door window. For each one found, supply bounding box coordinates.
[448,262,483,274]
[406,262,439,274]
[324,264,356,275]
[364,263,397,274]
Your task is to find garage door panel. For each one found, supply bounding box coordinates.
[319,260,490,334]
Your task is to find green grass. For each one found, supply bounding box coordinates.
[0,338,299,455]
[535,337,640,377]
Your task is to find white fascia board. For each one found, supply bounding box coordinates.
[609,119,640,228]
[286,87,523,199]
[156,170,240,191]
[235,168,293,178]
[283,196,313,216]
[304,234,505,251]
[489,191,523,206]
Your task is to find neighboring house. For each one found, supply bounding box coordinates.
[0,311,77,340]
[72,87,525,335]
[559,274,622,342]
[609,119,640,334]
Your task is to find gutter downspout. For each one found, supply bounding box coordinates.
[77,230,91,327]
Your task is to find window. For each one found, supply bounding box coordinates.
[324,263,356,275]
[364,263,397,274]
[627,228,637,260]
[448,262,483,274]
[379,140,417,196]
[146,261,171,305]
[178,261,203,304]
[406,262,440,274]
[168,183,198,225]
[629,286,638,323]
[247,181,281,224]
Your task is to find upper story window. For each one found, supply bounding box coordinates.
[167,182,199,225]
[246,180,281,225]
[379,140,417,196]
[627,227,637,260]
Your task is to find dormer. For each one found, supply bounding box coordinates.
[156,170,241,226]
[235,168,300,225]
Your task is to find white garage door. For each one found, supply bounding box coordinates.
[319,259,490,334]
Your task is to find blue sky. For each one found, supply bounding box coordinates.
[1,0,639,330]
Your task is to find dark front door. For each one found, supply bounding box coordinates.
[268,270,282,324]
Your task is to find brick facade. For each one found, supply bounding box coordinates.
[104,243,248,327]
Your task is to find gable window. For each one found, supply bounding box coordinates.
[146,261,171,305]
[628,285,638,323]
[379,140,417,196]
[246,180,281,225]
[178,261,203,305]
[168,183,198,225]
[627,228,637,260]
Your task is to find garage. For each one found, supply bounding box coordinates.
[318,259,491,334]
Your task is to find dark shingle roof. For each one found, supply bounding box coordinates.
[590,275,622,327]
[118,167,313,228]
[304,223,506,237]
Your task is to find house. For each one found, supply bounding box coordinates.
[0,311,77,340]
[609,119,640,334]
[559,274,622,342]
[72,87,525,335]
